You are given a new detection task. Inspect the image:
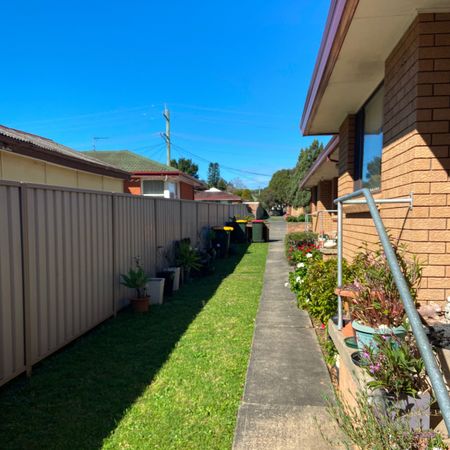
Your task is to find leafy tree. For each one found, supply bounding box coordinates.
[170,158,199,178]
[234,189,253,201]
[207,162,221,187]
[290,139,323,208]
[217,177,228,191]
[260,169,293,209]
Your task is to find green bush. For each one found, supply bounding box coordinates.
[289,257,353,324]
[285,215,306,222]
[284,231,317,257]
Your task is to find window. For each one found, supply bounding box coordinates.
[355,85,384,191]
[142,180,164,196]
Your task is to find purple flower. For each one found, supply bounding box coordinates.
[361,351,370,359]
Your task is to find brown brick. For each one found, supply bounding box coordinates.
[419,46,450,59]
[430,254,450,265]
[431,183,450,194]
[428,278,450,288]
[432,134,450,145]
[434,59,450,70]
[419,21,450,34]
[409,218,447,229]
[430,206,450,217]
[433,108,450,120]
[416,109,432,121]
[417,288,445,301]
[414,194,447,206]
[430,230,450,241]
[423,266,445,277]
[434,83,450,95]
[436,13,450,22]
[417,120,449,133]
[436,34,450,46]
[417,96,449,109]
[418,71,450,83]
[418,34,435,47]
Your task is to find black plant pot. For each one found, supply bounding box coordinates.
[156,270,175,297]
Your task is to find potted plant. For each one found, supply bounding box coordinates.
[120,261,152,312]
[176,240,202,282]
[359,333,431,430]
[349,243,422,350]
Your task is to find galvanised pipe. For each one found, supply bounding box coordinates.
[334,188,450,435]
[337,201,343,330]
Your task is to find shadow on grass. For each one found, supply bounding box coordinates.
[0,244,249,450]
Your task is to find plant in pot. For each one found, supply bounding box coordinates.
[176,240,202,282]
[156,246,175,297]
[120,261,152,313]
[350,243,422,350]
[359,332,431,431]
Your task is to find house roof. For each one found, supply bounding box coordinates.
[300,0,449,135]
[0,125,129,179]
[82,150,206,188]
[82,150,177,173]
[195,188,243,202]
[299,136,339,189]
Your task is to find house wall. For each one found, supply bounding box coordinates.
[311,179,337,237]
[0,150,123,192]
[179,181,194,200]
[337,13,450,305]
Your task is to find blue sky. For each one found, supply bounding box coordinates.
[1,0,330,188]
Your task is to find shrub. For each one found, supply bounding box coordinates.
[350,243,422,328]
[289,257,353,324]
[285,214,306,222]
[285,231,317,262]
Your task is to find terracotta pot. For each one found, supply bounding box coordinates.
[342,320,355,338]
[130,296,150,313]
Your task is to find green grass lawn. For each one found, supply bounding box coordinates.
[0,243,268,450]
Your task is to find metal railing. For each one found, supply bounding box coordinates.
[334,188,450,434]
[304,209,337,234]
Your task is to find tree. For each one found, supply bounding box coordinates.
[234,188,253,201]
[290,139,323,208]
[170,158,199,178]
[259,169,293,209]
[207,162,221,187]
[217,177,228,191]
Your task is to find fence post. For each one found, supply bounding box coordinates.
[19,185,33,376]
[112,194,118,317]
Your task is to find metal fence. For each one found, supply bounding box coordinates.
[0,181,249,387]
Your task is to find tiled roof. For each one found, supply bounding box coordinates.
[0,125,129,178]
[81,150,178,173]
[195,189,242,202]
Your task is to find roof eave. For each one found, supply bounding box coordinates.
[299,136,339,189]
[0,136,130,180]
[300,0,359,136]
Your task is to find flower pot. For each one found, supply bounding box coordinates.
[156,270,175,297]
[352,320,406,351]
[167,267,181,291]
[147,278,165,305]
[130,297,150,313]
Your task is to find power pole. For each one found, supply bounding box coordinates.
[162,105,171,165]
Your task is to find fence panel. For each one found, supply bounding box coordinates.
[155,199,182,267]
[113,195,156,309]
[208,203,219,226]
[0,184,25,385]
[197,202,209,232]
[181,201,198,245]
[24,187,114,365]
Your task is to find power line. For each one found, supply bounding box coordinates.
[171,143,271,177]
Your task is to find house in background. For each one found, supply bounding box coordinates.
[82,150,205,200]
[194,187,243,204]
[298,136,339,237]
[300,2,450,305]
[0,125,129,191]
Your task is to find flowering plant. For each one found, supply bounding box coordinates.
[360,333,429,399]
[350,243,422,328]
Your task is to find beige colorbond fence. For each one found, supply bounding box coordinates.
[0,181,250,387]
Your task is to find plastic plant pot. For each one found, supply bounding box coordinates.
[352,320,407,351]
[156,270,175,297]
[147,278,165,305]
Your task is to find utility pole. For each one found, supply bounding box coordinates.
[162,105,171,165]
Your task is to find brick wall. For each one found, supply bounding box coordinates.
[338,13,450,305]
[312,179,337,237]
[179,181,194,200]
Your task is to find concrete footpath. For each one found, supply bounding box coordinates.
[233,220,338,450]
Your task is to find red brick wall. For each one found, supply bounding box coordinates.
[312,179,337,237]
[338,13,450,305]
[179,181,194,200]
